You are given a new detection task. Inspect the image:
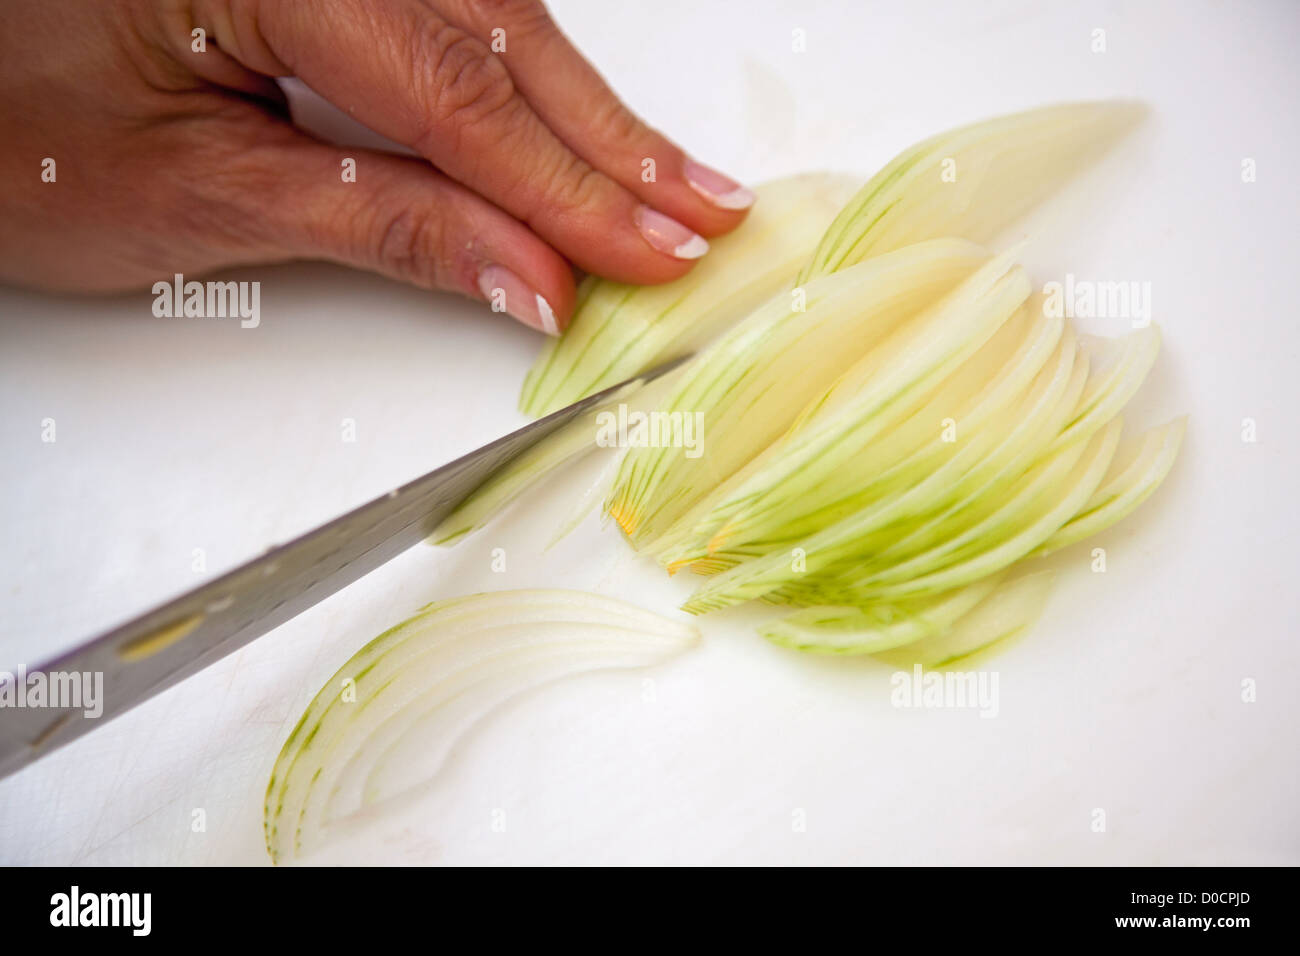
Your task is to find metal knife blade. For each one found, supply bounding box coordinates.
[0,360,683,780]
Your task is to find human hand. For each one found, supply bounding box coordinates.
[0,0,754,333]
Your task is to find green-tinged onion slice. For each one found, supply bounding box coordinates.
[264,590,698,863]
[873,572,1055,668]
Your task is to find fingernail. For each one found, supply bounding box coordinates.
[634,206,709,260]
[684,159,756,210]
[477,264,560,335]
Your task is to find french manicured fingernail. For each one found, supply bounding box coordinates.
[684,159,756,210]
[634,206,709,260]
[477,264,560,335]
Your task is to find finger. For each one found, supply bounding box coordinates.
[232,135,577,334]
[235,0,709,284]
[440,0,755,238]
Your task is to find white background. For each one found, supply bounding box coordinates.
[1,0,1297,864]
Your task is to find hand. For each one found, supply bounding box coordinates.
[0,0,754,333]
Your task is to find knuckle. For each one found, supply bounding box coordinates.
[591,94,644,145]
[545,152,605,215]
[415,25,516,136]
[369,205,446,286]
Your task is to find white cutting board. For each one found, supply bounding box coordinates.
[2,0,1297,865]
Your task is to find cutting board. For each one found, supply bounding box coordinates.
[1,0,1297,865]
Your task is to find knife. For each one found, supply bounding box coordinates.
[0,360,682,780]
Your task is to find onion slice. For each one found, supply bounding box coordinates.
[606,238,989,547]
[1035,417,1186,556]
[758,576,1004,655]
[798,101,1145,282]
[264,590,699,863]
[658,246,1031,566]
[873,572,1056,668]
[520,173,861,417]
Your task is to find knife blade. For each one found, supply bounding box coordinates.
[0,359,683,780]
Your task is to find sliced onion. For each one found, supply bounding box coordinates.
[758,576,1004,655]
[1035,416,1186,556]
[431,102,1180,663]
[873,572,1056,668]
[799,101,1145,282]
[606,238,989,547]
[520,173,860,417]
[264,590,698,863]
[655,246,1032,567]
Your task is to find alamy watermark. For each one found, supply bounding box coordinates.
[50,886,150,936]
[1043,274,1151,327]
[0,667,103,718]
[595,403,704,458]
[152,273,260,328]
[890,663,999,718]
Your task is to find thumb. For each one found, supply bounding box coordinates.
[246,137,575,335]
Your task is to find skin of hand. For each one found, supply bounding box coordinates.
[0,0,755,334]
